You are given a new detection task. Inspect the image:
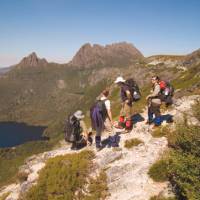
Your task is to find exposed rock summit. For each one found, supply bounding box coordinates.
[16,52,48,68]
[70,42,144,67]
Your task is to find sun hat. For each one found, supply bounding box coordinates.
[74,110,85,119]
[114,76,126,83]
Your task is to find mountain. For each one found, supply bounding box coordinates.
[70,42,144,67]
[15,52,48,68]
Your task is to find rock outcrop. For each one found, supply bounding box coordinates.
[70,42,144,67]
[16,52,48,68]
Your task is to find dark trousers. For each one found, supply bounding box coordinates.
[148,102,162,126]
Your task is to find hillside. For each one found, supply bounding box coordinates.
[0,94,199,200]
[0,43,200,196]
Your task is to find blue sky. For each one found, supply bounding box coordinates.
[0,0,200,67]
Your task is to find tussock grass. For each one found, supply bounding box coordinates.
[148,158,169,182]
[124,138,144,149]
[151,126,170,138]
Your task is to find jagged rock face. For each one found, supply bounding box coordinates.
[70,42,144,67]
[16,52,48,68]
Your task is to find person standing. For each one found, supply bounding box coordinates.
[114,76,133,132]
[146,76,162,127]
[90,89,118,150]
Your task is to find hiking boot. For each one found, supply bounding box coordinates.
[95,136,103,151]
[125,120,133,130]
[107,136,112,148]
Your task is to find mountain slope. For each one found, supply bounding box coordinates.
[1,94,199,200]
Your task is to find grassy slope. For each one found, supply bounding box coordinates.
[21,150,109,200]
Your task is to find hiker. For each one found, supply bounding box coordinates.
[146,76,162,127]
[64,110,91,150]
[90,89,119,150]
[114,76,133,131]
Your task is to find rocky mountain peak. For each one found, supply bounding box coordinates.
[16,52,48,68]
[70,42,144,67]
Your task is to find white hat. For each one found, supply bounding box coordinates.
[74,110,85,119]
[114,76,126,83]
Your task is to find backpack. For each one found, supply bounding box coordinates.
[125,78,141,101]
[64,115,81,143]
[159,81,174,97]
[90,100,107,130]
[159,81,174,105]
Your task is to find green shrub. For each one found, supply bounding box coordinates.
[148,159,169,182]
[0,141,52,187]
[22,150,95,200]
[150,123,200,199]
[83,171,109,200]
[124,138,144,149]
[168,151,200,200]
[169,124,200,157]
[22,150,108,200]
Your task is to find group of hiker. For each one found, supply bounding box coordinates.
[64,75,174,151]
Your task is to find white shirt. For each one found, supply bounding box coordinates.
[100,96,111,110]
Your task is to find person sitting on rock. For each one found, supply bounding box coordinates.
[64,110,92,150]
[146,76,162,127]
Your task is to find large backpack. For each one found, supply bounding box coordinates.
[159,80,174,105]
[90,100,107,130]
[125,78,141,101]
[64,115,81,143]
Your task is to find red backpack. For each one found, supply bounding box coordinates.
[159,81,167,90]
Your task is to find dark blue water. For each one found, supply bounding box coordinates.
[0,122,47,148]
